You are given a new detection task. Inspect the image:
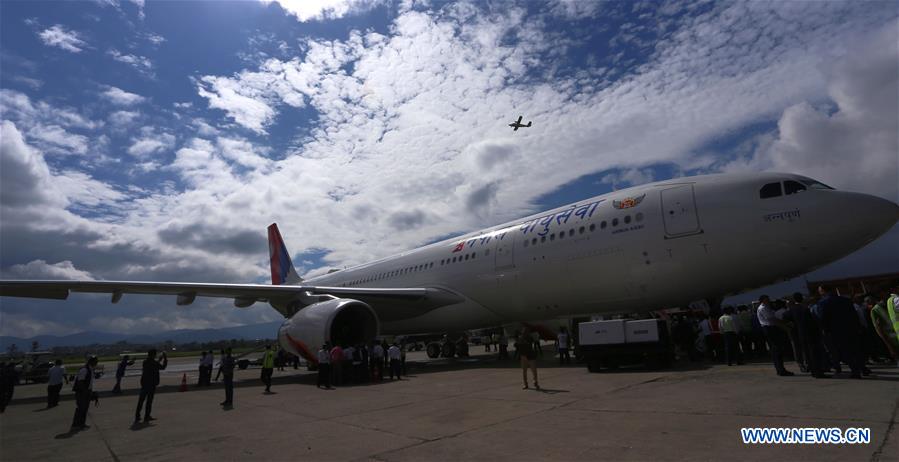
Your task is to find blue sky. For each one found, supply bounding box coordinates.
[1,0,897,337]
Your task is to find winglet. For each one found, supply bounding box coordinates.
[267,223,302,285]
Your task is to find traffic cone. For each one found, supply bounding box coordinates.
[180,373,188,392]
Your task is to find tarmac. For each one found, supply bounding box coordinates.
[1,348,897,461]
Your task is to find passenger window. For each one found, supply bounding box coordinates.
[624,215,631,224]
[569,229,574,237]
[523,240,529,248]
[452,257,457,263]
[558,232,564,240]
[635,212,643,222]
[550,233,555,241]
[541,236,546,243]
[464,254,469,260]
[579,226,585,234]
[471,253,476,259]
[532,238,537,245]
[612,218,619,227]
[759,182,782,199]
[600,221,607,229]
[784,180,806,195]
[589,223,596,231]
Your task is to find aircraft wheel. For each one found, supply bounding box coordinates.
[426,343,441,358]
[441,342,456,358]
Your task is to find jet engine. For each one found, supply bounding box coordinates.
[277,298,379,364]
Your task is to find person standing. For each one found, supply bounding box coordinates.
[370,340,384,381]
[557,327,571,365]
[112,355,134,394]
[198,352,208,386]
[869,296,899,364]
[817,286,865,378]
[202,350,214,386]
[498,332,509,359]
[316,344,332,389]
[515,329,539,390]
[329,344,344,386]
[46,359,68,408]
[0,361,19,413]
[757,295,794,376]
[134,349,167,424]
[220,348,235,407]
[719,306,742,366]
[387,343,402,380]
[261,345,275,393]
[214,348,225,382]
[71,356,98,431]
[342,344,355,384]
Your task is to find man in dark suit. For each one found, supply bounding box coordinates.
[135,349,167,424]
[816,286,865,379]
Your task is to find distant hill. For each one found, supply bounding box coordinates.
[0,321,282,350]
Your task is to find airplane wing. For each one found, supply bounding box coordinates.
[0,280,465,320]
[516,115,523,124]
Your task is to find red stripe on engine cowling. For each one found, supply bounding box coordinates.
[285,333,319,365]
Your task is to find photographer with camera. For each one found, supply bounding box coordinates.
[134,349,167,424]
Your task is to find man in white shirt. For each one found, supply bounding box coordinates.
[370,341,384,381]
[557,327,571,365]
[71,356,98,431]
[342,345,355,383]
[316,343,331,389]
[46,359,67,408]
[387,343,402,380]
[757,295,794,376]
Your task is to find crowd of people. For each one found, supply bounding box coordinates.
[315,340,407,389]
[670,286,899,378]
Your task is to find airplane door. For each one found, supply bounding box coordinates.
[494,232,515,270]
[661,184,702,238]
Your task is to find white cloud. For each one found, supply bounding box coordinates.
[724,23,899,202]
[108,49,154,75]
[0,121,62,207]
[108,110,140,127]
[7,260,96,280]
[26,124,89,155]
[101,86,146,106]
[260,0,385,22]
[127,129,176,157]
[37,25,87,53]
[146,33,165,45]
[54,170,127,206]
[1,89,102,130]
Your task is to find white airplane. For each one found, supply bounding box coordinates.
[2,172,897,364]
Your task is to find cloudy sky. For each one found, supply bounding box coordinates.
[1,0,897,337]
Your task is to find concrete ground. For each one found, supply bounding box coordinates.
[1,349,896,461]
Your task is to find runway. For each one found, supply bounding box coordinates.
[1,349,896,461]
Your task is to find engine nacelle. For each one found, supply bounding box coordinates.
[277,298,379,364]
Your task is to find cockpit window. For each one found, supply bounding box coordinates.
[784,180,807,195]
[798,178,834,190]
[759,182,782,199]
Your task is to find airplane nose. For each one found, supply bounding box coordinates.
[844,193,899,238]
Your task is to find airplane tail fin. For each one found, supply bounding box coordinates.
[526,121,532,127]
[267,223,302,285]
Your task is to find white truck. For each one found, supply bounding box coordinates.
[578,319,673,372]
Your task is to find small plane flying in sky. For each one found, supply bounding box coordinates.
[508,115,531,131]
[2,172,897,365]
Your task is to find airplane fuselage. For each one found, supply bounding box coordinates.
[301,172,898,335]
